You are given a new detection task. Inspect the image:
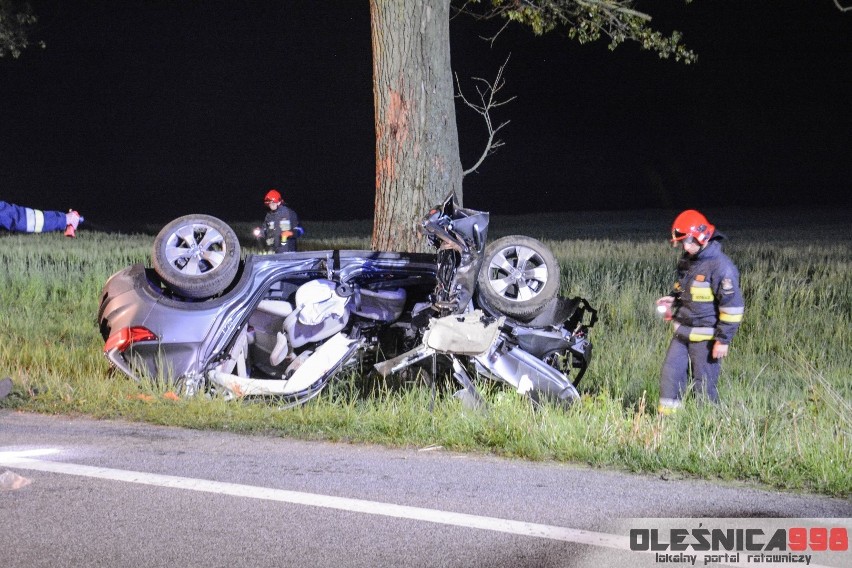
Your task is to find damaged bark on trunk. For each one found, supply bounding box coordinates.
[370,0,463,252]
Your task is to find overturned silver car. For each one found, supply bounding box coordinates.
[98,195,596,408]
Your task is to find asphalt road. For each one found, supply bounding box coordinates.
[1,410,850,568]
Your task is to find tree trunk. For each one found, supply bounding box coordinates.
[370,0,463,252]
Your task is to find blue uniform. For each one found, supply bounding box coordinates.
[0,201,68,233]
[660,237,744,407]
[263,205,304,253]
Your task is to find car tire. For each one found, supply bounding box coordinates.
[152,214,241,299]
[476,235,560,322]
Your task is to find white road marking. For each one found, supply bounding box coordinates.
[0,448,836,568]
[0,448,630,548]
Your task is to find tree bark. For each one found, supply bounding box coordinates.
[370,0,463,252]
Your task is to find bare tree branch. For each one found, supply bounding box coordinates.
[833,0,852,12]
[456,56,516,176]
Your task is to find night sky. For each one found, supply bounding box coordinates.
[1,1,850,231]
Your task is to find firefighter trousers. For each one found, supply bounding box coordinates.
[660,336,721,405]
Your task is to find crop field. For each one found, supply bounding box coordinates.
[1,207,849,497]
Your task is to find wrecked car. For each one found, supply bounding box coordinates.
[98,195,596,408]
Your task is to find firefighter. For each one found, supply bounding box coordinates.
[261,189,303,253]
[656,209,744,414]
[0,201,80,235]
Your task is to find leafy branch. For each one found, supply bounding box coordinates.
[457,0,697,63]
[0,0,44,58]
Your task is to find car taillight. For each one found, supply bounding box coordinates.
[104,326,158,353]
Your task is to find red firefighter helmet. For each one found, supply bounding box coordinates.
[264,189,282,205]
[671,209,715,246]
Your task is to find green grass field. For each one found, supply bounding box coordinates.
[1,207,849,497]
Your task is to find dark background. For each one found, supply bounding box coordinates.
[1,1,849,230]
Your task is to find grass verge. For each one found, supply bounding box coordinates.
[1,208,849,497]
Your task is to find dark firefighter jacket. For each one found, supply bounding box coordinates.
[671,236,745,344]
[0,201,67,233]
[263,205,304,253]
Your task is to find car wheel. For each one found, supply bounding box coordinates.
[152,214,241,299]
[476,235,560,321]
